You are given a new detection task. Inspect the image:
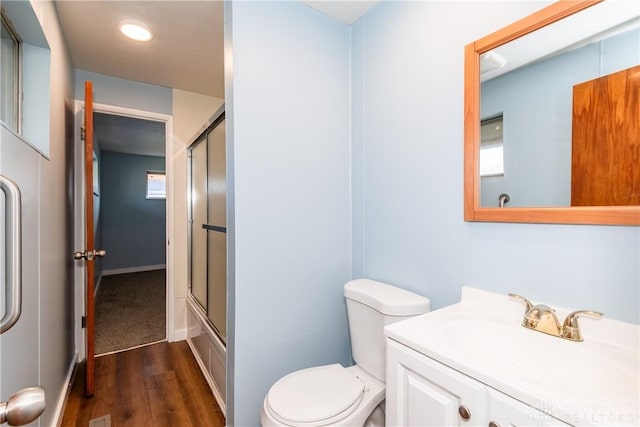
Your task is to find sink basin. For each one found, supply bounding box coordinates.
[440,315,636,402]
[384,287,640,426]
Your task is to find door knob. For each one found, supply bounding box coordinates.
[0,386,46,425]
[73,249,107,260]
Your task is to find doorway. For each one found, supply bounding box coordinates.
[73,101,174,360]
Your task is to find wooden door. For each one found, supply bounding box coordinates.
[73,80,105,397]
[571,65,640,206]
[84,80,96,397]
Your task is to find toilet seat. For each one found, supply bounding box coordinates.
[265,364,365,426]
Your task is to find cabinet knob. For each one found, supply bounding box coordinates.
[489,422,501,427]
[458,405,471,421]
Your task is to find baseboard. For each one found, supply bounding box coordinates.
[171,327,187,342]
[101,264,166,276]
[53,352,79,427]
[186,337,226,416]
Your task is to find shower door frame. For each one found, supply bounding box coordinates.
[186,107,227,344]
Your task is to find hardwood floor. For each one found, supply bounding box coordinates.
[61,341,226,427]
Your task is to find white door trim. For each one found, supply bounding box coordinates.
[73,100,175,360]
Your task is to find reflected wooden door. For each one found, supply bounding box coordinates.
[571,65,640,206]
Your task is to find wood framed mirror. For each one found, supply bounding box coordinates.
[464,0,640,225]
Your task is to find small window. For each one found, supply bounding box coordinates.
[1,10,21,132]
[146,172,166,199]
[480,115,504,177]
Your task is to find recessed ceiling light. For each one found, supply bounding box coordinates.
[119,19,153,42]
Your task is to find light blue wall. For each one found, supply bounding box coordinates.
[226,2,352,425]
[480,28,640,207]
[352,1,639,327]
[223,3,237,422]
[225,1,640,423]
[75,69,172,114]
[100,152,166,271]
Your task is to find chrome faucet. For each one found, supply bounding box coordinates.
[509,294,603,342]
[498,193,510,208]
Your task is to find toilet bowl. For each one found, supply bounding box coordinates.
[261,364,385,427]
[261,279,430,427]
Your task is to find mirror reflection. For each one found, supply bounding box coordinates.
[479,4,639,208]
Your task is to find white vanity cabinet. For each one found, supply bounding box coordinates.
[386,339,571,427]
[386,338,485,426]
[485,387,571,427]
[384,287,639,427]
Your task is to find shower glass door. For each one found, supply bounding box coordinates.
[190,138,208,310]
[188,114,227,342]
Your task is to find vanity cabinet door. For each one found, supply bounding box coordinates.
[387,339,486,426]
[487,388,571,427]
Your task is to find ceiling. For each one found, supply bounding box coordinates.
[481,1,640,82]
[55,1,378,99]
[55,1,225,98]
[302,1,379,24]
[55,1,378,156]
[94,113,166,157]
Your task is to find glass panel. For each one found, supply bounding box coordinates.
[1,14,19,131]
[190,139,208,310]
[207,119,226,339]
[207,231,226,340]
[208,120,226,226]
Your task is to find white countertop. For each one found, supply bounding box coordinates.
[384,287,640,426]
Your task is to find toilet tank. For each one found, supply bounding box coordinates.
[344,279,430,382]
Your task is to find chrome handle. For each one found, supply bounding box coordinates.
[458,405,471,421]
[0,175,22,335]
[73,249,106,261]
[508,293,533,312]
[0,386,45,425]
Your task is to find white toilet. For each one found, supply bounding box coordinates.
[261,278,431,426]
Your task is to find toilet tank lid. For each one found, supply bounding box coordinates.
[344,279,430,316]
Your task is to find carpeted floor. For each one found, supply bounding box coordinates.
[95,269,166,355]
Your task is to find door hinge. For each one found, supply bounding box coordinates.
[81,126,86,141]
[81,316,87,328]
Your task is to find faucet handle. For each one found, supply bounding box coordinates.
[563,310,604,328]
[562,310,604,342]
[508,293,533,312]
